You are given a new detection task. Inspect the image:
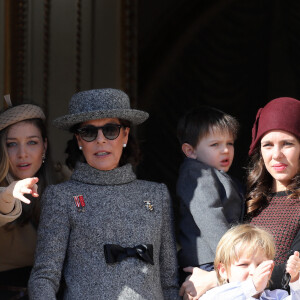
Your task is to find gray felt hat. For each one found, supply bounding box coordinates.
[53,88,149,130]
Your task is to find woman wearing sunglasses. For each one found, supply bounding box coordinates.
[29,88,180,300]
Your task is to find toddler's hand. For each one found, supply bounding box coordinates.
[252,260,274,293]
[286,251,300,283]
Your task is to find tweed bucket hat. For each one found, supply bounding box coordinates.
[249,97,300,155]
[53,88,149,130]
[0,104,46,132]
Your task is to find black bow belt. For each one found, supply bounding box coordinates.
[104,244,154,265]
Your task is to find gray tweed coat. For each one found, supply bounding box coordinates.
[177,158,244,268]
[28,163,180,300]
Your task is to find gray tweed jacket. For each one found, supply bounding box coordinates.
[28,163,180,300]
[177,158,244,268]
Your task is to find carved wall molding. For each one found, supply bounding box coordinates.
[43,0,51,121]
[121,0,138,107]
[76,0,82,93]
[4,0,28,104]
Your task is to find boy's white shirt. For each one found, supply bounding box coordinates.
[199,276,300,300]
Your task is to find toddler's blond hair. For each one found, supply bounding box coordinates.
[214,224,275,285]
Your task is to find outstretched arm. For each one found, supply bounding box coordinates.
[0,177,39,226]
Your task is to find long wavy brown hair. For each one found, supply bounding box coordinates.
[246,145,300,216]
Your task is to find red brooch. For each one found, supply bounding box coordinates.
[73,195,86,212]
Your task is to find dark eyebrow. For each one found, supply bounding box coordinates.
[81,122,121,127]
[6,135,41,140]
[262,138,296,143]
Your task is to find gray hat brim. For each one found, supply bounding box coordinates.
[53,108,149,130]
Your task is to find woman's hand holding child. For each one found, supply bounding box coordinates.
[179,267,218,300]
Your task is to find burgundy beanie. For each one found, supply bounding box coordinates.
[249,97,300,155]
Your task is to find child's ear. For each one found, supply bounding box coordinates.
[218,263,228,283]
[182,143,197,159]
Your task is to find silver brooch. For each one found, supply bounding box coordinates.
[144,200,154,211]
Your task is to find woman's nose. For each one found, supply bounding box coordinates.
[18,145,28,158]
[96,129,106,143]
[272,146,283,159]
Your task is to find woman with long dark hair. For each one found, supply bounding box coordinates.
[246,97,300,288]
[0,99,53,299]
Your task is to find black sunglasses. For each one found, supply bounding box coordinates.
[77,124,124,142]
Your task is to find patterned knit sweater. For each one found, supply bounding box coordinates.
[249,191,300,289]
[250,191,300,264]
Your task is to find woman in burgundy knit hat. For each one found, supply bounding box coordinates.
[179,97,300,299]
[246,97,300,289]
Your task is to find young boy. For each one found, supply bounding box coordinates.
[200,224,300,299]
[176,106,244,278]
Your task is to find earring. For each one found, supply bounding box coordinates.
[42,153,46,164]
[123,144,127,148]
[79,146,83,150]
